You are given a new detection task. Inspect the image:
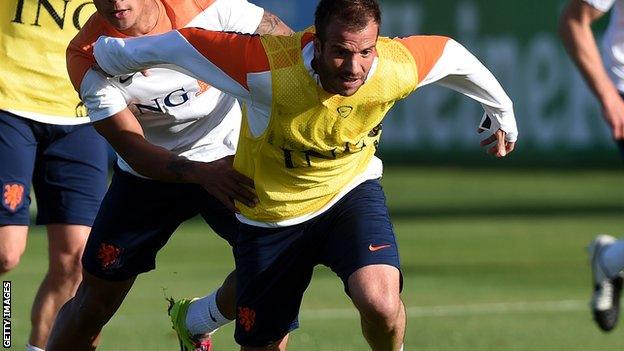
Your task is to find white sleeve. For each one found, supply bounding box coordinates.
[582,0,616,12]
[212,0,264,34]
[80,69,128,122]
[93,32,251,102]
[417,39,518,142]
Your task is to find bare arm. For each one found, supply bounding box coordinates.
[254,10,294,36]
[94,108,257,211]
[559,0,624,139]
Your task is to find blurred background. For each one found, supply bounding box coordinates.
[5,0,624,350]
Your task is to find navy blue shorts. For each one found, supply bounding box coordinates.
[82,166,239,281]
[234,179,401,347]
[0,110,108,226]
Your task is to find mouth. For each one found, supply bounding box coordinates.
[338,75,362,90]
[111,9,129,19]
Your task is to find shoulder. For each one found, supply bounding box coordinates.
[160,0,216,28]
[67,15,118,91]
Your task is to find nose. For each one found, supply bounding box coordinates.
[342,54,363,76]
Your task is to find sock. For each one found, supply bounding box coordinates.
[602,239,624,278]
[185,289,232,335]
[26,344,45,351]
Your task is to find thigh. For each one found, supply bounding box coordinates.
[0,111,36,225]
[33,124,108,226]
[82,169,199,281]
[46,224,90,268]
[234,223,315,347]
[319,179,402,295]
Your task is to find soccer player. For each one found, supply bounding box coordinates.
[1,1,107,350]
[44,0,292,350]
[559,0,624,332]
[89,0,518,349]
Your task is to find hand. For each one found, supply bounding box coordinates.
[479,129,515,158]
[600,95,624,140]
[195,156,258,213]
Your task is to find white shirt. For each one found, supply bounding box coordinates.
[78,0,263,177]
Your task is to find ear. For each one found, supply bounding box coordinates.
[313,34,322,57]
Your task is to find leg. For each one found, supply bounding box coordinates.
[170,193,244,350]
[588,235,624,332]
[0,225,28,273]
[348,265,405,351]
[72,168,201,350]
[180,198,242,338]
[234,223,315,350]
[240,335,289,351]
[29,123,109,348]
[46,271,135,351]
[0,111,37,274]
[319,180,404,350]
[601,238,624,278]
[28,224,90,348]
[216,270,236,319]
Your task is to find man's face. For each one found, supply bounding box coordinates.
[94,0,149,33]
[314,19,379,96]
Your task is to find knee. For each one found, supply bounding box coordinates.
[0,252,22,274]
[50,252,84,286]
[354,292,403,331]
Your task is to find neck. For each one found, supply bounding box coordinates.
[125,0,159,36]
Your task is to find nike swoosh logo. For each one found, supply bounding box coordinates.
[368,244,391,252]
[119,73,136,84]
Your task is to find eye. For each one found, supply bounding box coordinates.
[336,49,350,57]
[361,49,372,57]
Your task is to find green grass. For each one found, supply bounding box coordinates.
[5,167,624,350]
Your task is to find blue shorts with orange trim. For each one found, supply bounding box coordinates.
[233,179,402,347]
[0,110,108,226]
[82,165,239,281]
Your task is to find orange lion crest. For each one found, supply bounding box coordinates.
[97,243,122,270]
[3,183,25,213]
[237,306,256,332]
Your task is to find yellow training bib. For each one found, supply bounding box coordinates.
[0,0,96,119]
[234,31,418,222]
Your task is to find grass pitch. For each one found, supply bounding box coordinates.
[5,167,624,350]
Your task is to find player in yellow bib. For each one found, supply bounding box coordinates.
[89,0,518,349]
[0,2,108,350]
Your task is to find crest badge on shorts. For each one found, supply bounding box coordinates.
[97,243,123,270]
[2,182,25,213]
